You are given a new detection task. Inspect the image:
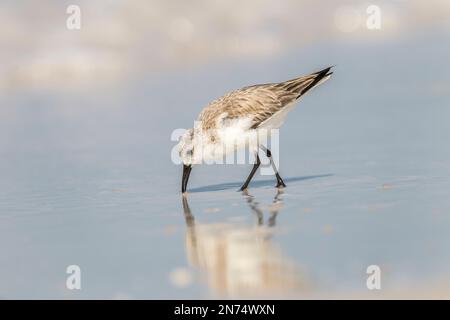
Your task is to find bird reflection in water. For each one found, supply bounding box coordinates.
[182,190,308,298]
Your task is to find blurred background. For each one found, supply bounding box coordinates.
[2,1,450,91]
[1,0,450,299]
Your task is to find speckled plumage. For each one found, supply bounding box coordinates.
[198,66,333,131]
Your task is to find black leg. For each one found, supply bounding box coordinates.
[260,146,286,188]
[240,154,261,191]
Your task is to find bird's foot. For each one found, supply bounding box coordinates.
[276,181,286,188]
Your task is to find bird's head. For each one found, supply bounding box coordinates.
[178,128,195,165]
[178,128,195,193]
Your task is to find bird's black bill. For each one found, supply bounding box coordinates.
[182,164,192,193]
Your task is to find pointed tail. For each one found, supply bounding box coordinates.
[280,66,333,99]
[296,66,333,99]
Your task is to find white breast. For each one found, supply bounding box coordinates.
[193,116,259,164]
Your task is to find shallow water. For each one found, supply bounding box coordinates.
[1,32,450,299]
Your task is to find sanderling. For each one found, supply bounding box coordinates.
[179,66,333,193]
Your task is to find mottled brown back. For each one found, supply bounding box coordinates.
[198,67,332,130]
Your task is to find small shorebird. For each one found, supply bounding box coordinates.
[179,66,333,193]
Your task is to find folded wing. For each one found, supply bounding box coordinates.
[199,66,333,130]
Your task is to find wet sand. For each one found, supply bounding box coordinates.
[1,31,450,299]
